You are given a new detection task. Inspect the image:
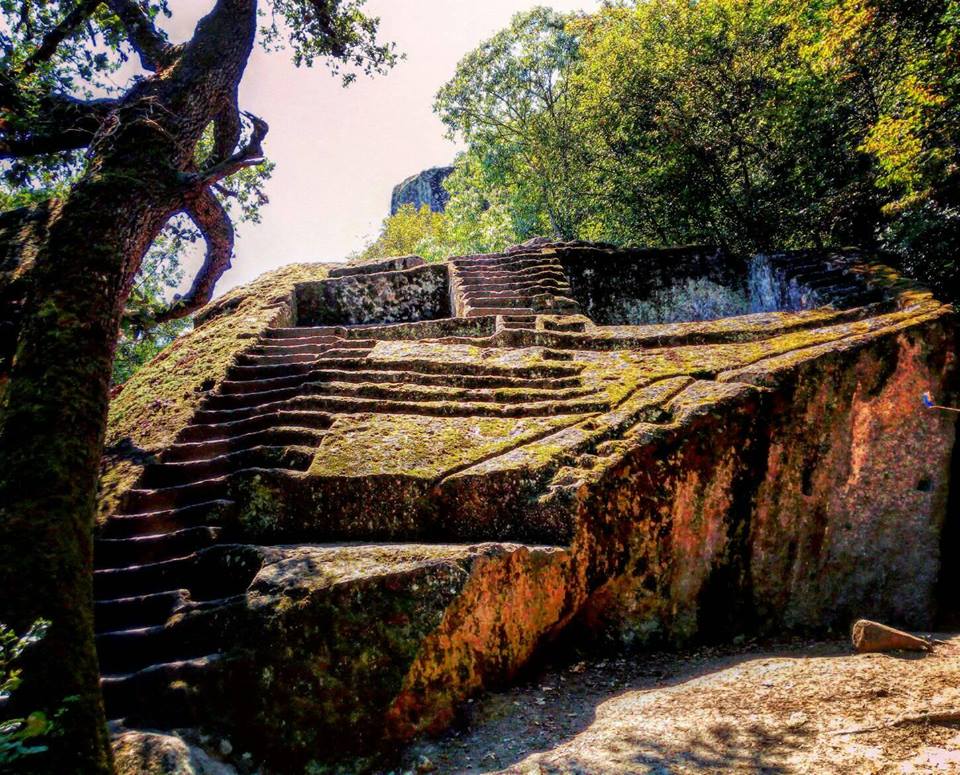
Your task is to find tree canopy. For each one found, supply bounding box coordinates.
[403,0,959,301]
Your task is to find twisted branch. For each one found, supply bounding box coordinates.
[153,186,234,323]
[0,94,117,159]
[184,111,268,187]
[21,0,102,77]
[105,0,173,71]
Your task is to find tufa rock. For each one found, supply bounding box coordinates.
[112,730,237,775]
[97,241,956,770]
[390,166,454,214]
[852,619,933,653]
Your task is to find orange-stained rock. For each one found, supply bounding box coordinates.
[851,618,932,653]
[97,242,957,770]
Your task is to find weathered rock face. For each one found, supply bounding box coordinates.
[389,165,454,214]
[295,262,450,326]
[98,242,956,771]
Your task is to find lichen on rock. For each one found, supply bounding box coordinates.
[95,242,957,771]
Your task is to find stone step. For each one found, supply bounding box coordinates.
[296,380,596,405]
[249,339,343,353]
[140,445,314,489]
[457,270,568,281]
[95,589,191,634]
[248,342,376,358]
[95,555,198,599]
[461,296,533,309]
[235,346,376,368]
[236,352,331,367]
[263,327,343,339]
[456,267,568,282]
[177,410,335,443]
[97,612,225,676]
[101,653,222,723]
[455,265,568,280]
[217,368,582,396]
[204,384,305,410]
[465,307,537,317]
[450,253,563,273]
[121,478,231,516]
[94,545,262,601]
[227,356,582,383]
[542,318,588,333]
[455,268,568,285]
[96,526,222,570]
[254,335,351,349]
[459,283,569,298]
[102,500,236,539]
[163,428,326,463]
[460,283,568,298]
[194,392,608,423]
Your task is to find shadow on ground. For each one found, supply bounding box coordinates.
[396,636,960,774]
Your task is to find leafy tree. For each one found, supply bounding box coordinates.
[0,620,53,768]
[440,148,545,253]
[0,2,396,771]
[782,0,960,298]
[353,203,450,263]
[435,0,959,298]
[566,0,881,249]
[435,7,587,241]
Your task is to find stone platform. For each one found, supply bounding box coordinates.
[99,242,956,770]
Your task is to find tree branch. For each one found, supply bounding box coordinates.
[212,90,242,163]
[0,94,116,159]
[105,0,172,71]
[183,111,268,187]
[153,187,234,323]
[21,0,102,78]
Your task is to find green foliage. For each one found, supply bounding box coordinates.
[432,0,960,299]
[260,0,400,83]
[435,7,586,241]
[0,620,52,767]
[782,0,960,297]
[353,203,451,263]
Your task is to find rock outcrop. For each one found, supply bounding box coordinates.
[389,166,454,214]
[98,242,957,771]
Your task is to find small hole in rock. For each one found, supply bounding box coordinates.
[917,477,933,492]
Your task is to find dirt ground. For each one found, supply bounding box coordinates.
[396,633,960,774]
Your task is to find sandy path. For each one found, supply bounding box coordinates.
[399,635,960,774]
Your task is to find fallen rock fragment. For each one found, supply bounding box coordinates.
[852,619,932,653]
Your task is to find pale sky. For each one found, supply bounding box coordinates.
[160,1,600,295]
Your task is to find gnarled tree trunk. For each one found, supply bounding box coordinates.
[0,2,258,771]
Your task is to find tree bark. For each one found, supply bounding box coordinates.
[0,2,258,771]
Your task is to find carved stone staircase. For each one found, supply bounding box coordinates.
[449,249,581,318]
[94,321,609,720]
[761,252,886,310]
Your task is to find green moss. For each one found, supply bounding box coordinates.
[310,413,576,480]
[99,262,332,517]
[236,473,286,536]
